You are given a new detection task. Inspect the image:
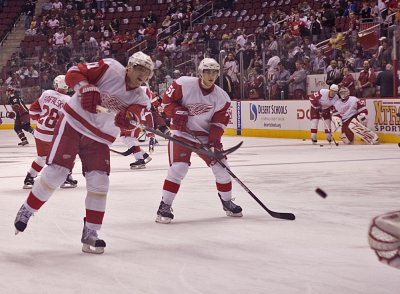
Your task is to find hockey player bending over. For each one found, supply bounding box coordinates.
[332,87,378,144]
[368,210,400,269]
[156,57,242,224]
[14,51,155,254]
[309,84,340,144]
[23,75,78,189]
[6,86,34,146]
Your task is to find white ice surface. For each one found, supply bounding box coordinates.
[0,130,399,294]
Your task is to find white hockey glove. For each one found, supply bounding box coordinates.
[368,210,400,269]
[332,116,342,127]
[357,113,367,126]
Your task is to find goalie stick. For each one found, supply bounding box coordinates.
[96,106,243,159]
[186,130,295,221]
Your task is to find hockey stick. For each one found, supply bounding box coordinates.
[96,105,242,159]
[186,130,295,221]
[321,116,339,146]
[110,147,134,156]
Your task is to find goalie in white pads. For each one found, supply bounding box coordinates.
[155,57,242,224]
[332,87,378,144]
[308,84,340,144]
[368,211,400,269]
[23,75,78,189]
[13,51,155,254]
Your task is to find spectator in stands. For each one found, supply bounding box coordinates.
[161,15,172,30]
[143,11,158,26]
[356,59,377,98]
[99,37,110,57]
[326,59,343,86]
[47,15,60,30]
[248,67,265,99]
[376,63,397,97]
[321,3,336,40]
[329,28,345,60]
[271,62,290,100]
[144,23,156,37]
[24,0,35,30]
[109,18,120,35]
[311,49,327,74]
[88,19,99,32]
[52,0,63,11]
[235,29,246,49]
[339,66,356,96]
[24,65,39,79]
[239,42,255,79]
[343,49,356,71]
[289,61,307,100]
[53,27,65,48]
[217,68,234,99]
[301,37,317,59]
[375,38,392,70]
[360,1,373,22]
[134,24,145,42]
[224,51,239,86]
[96,0,106,11]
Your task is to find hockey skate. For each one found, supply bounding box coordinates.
[218,193,243,217]
[81,218,106,254]
[23,172,35,189]
[14,204,34,235]
[155,201,174,224]
[143,152,152,163]
[60,173,78,188]
[311,139,317,145]
[18,140,29,146]
[130,159,146,169]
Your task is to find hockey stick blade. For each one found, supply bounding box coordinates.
[110,148,132,156]
[186,130,295,220]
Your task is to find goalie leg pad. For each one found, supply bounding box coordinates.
[349,118,379,144]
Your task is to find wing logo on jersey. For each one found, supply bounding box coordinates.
[186,103,213,116]
[101,92,127,112]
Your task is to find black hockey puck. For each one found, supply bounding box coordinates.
[398,143,400,148]
[320,144,324,147]
[315,188,327,198]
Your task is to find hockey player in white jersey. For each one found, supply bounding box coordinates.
[308,84,340,144]
[156,57,242,224]
[331,87,378,144]
[14,51,155,254]
[23,75,78,189]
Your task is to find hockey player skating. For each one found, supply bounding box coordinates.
[308,84,340,144]
[14,51,155,254]
[6,86,34,146]
[23,75,78,189]
[368,210,400,269]
[155,57,242,224]
[119,128,152,169]
[332,87,378,144]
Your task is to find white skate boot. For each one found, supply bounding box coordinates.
[81,218,106,254]
[14,204,34,235]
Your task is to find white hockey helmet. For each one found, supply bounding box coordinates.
[339,87,350,100]
[198,58,220,75]
[127,51,154,79]
[53,75,68,92]
[329,84,339,92]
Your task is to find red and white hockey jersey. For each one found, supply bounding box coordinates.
[65,58,149,145]
[162,76,230,144]
[29,90,70,142]
[309,89,340,110]
[332,96,367,122]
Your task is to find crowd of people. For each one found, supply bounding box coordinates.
[1,0,400,103]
